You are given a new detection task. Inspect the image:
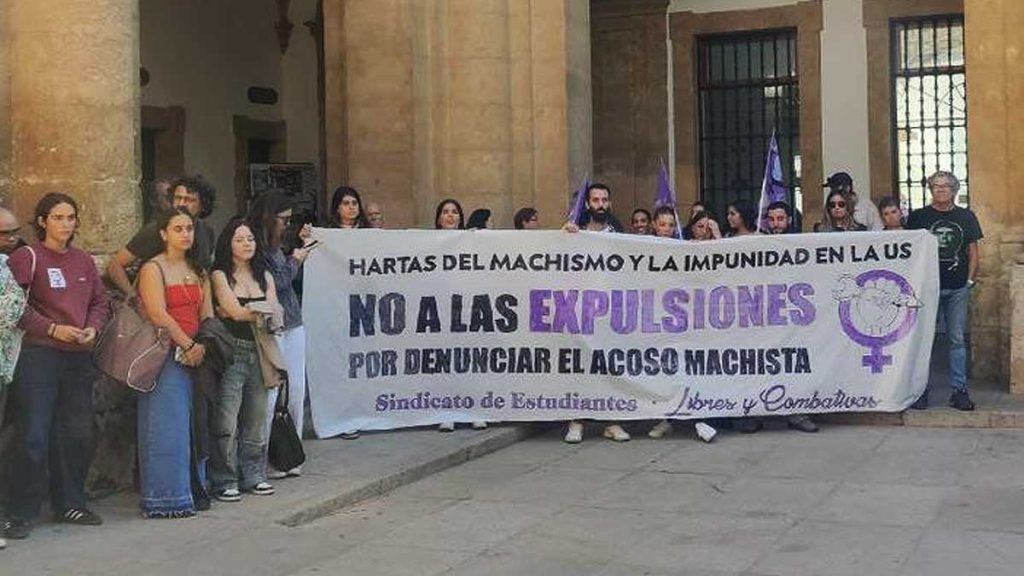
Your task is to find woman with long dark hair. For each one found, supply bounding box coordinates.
[4,193,109,538]
[513,207,539,230]
[137,208,214,518]
[329,186,372,229]
[725,199,757,236]
[249,191,315,477]
[685,210,722,241]
[210,218,281,501]
[435,199,465,230]
[433,198,486,432]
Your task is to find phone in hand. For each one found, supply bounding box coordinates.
[174,346,185,364]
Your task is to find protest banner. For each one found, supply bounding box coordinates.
[304,229,938,436]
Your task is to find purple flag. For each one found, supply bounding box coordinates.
[653,160,683,239]
[654,160,674,209]
[756,131,788,233]
[566,177,590,225]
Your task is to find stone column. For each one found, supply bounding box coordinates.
[964,0,1024,385]
[590,0,669,216]
[0,2,11,203]
[8,0,140,252]
[324,0,590,229]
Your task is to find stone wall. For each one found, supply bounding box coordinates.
[324,0,592,230]
[591,0,669,217]
[964,0,1024,386]
[8,0,140,253]
[1,0,142,498]
[0,0,10,204]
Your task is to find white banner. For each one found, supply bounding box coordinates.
[304,229,938,437]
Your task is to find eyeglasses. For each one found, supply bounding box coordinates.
[0,227,20,240]
[828,202,847,209]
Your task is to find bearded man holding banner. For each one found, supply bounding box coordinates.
[561,182,631,443]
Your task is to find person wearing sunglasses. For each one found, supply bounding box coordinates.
[248,191,316,478]
[823,171,882,231]
[815,190,868,233]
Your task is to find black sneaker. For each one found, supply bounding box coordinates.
[949,390,975,411]
[1,518,30,539]
[910,393,929,410]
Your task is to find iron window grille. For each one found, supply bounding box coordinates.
[891,15,967,210]
[697,29,802,221]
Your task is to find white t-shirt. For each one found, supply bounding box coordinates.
[853,195,883,231]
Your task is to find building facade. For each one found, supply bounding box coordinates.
[0,1,1022,397]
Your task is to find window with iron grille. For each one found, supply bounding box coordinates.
[697,29,801,221]
[892,15,967,210]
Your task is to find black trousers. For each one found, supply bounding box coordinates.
[7,345,96,521]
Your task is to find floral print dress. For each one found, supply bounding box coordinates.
[0,254,27,386]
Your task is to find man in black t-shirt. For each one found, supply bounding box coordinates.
[907,171,982,411]
[106,175,217,296]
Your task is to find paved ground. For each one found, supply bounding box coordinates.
[6,422,1024,576]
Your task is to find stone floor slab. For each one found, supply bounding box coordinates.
[808,483,951,527]
[584,470,732,513]
[291,543,473,576]
[376,500,557,553]
[750,520,921,576]
[714,477,838,518]
[933,487,1024,533]
[899,528,1024,576]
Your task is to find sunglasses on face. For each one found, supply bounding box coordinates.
[828,202,846,209]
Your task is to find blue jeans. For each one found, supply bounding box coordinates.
[7,345,96,521]
[210,338,268,491]
[138,356,194,515]
[938,286,971,392]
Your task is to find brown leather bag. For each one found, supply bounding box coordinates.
[93,295,171,393]
[93,263,172,393]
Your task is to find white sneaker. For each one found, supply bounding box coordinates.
[267,469,288,480]
[438,422,455,432]
[603,424,631,442]
[695,421,717,443]
[564,421,584,443]
[1,536,6,549]
[286,466,302,477]
[648,420,673,438]
[471,421,488,430]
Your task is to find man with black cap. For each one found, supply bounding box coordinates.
[824,171,882,231]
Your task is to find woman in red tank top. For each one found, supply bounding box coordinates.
[136,208,213,518]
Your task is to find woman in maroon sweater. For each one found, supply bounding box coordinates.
[2,193,109,540]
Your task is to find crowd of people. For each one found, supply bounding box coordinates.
[0,167,981,547]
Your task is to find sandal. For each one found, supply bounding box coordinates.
[213,488,242,502]
[248,482,275,496]
[59,508,103,526]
